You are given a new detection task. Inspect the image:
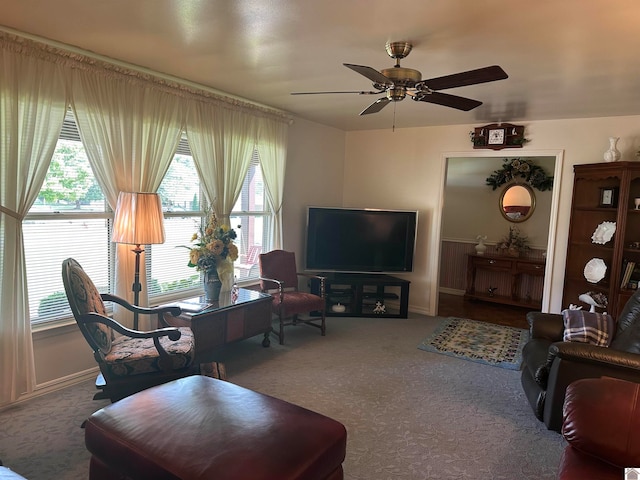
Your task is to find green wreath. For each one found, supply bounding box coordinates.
[486,158,553,191]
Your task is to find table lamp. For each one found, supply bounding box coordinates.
[112,191,165,329]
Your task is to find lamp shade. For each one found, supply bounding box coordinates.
[112,192,165,245]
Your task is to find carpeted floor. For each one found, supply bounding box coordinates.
[0,314,564,479]
[418,317,529,370]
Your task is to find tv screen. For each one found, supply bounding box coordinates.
[305,207,418,273]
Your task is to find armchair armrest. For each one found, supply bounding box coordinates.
[102,293,181,328]
[549,342,640,371]
[259,276,285,301]
[541,342,640,431]
[528,311,564,341]
[296,272,326,297]
[78,312,182,341]
[79,312,184,370]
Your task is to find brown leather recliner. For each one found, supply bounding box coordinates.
[558,377,640,479]
[521,288,640,432]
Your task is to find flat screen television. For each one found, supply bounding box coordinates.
[305,207,418,273]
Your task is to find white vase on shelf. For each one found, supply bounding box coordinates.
[475,235,487,256]
[603,136,621,162]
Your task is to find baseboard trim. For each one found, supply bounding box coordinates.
[0,368,98,412]
[439,287,465,296]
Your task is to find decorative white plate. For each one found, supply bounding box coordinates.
[584,258,607,283]
[591,221,616,245]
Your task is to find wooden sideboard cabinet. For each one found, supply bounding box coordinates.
[464,254,545,309]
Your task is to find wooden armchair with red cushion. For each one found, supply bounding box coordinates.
[258,250,326,344]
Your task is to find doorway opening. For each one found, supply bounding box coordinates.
[432,150,564,323]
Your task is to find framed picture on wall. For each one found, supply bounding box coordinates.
[599,187,618,208]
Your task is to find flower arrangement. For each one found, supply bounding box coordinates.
[185,209,239,273]
[497,226,530,256]
[486,158,553,191]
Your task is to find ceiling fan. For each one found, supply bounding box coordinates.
[292,41,508,115]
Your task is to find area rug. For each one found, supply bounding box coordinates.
[418,317,529,370]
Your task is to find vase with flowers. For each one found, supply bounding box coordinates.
[184,209,239,301]
[497,226,530,257]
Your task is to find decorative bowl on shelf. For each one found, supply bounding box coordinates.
[583,258,607,284]
[591,221,616,245]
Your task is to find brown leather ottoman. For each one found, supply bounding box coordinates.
[84,375,347,480]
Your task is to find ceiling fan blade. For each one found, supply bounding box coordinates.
[415,92,482,111]
[291,90,383,95]
[420,65,508,91]
[360,97,391,115]
[343,64,392,85]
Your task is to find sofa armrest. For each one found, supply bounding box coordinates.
[528,311,564,341]
[549,342,640,371]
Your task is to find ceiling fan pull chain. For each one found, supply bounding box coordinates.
[393,101,397,132]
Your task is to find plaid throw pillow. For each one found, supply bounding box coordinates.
[563,310,615,347]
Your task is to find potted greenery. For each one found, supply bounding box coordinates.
[497,226,530,257]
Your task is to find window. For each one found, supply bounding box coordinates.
[148,142,204,302]
[231,153,271,281]
[149,150,271,304]
[25,111,273,324]
[24,111,111,325]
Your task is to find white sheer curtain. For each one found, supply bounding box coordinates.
[256,116,289,249]
[70,70,183,329]
[0,46,67,405]
[186,101,257,222]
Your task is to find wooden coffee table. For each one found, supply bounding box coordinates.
[164,288,273,363]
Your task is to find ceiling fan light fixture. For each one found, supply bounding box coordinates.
[386,87,406,102]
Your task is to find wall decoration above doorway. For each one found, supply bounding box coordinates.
[471,123,528,150]
[486,158,554,191]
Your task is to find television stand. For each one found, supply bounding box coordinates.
[314,273,410,318]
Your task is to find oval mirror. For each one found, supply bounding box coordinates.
[500,183,536,223]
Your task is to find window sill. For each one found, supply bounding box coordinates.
[32,317,78,339]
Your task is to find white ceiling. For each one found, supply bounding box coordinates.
[2,0,640,131]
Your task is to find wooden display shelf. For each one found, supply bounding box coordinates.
[562,162,640,317]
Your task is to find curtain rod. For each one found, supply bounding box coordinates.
[0,25,293,124]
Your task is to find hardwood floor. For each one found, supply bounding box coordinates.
[437,292,531,329]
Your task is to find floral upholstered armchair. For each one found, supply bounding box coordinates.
[62,258,199,402]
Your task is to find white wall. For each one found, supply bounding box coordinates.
[344,115,640,316]
[282,117,346,257]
